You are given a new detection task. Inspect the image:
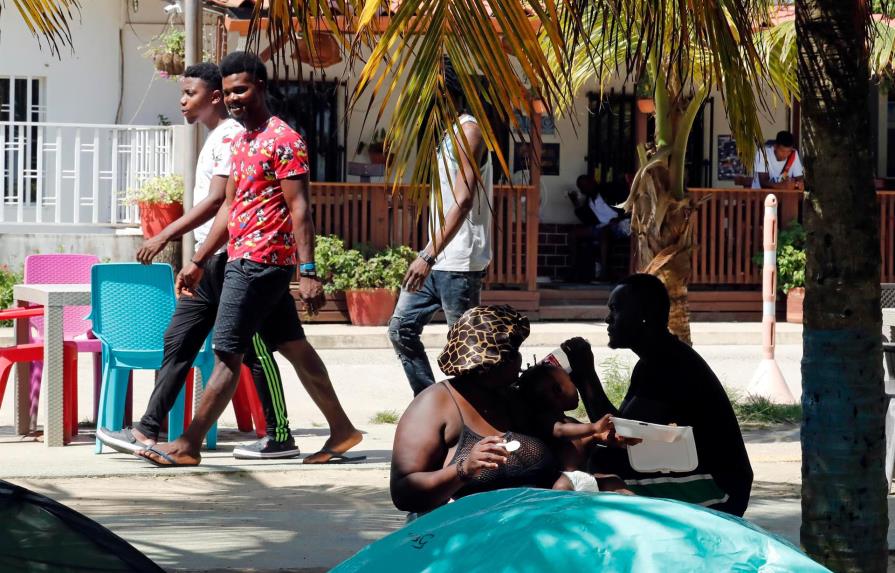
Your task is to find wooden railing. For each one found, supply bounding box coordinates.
[688,188,895,285]
[308,183,538,289]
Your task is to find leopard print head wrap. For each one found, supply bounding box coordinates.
[437,305,531,377]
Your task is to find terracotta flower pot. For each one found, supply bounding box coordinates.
[139,202,183,239]
[786,287,804,324]
[296,32,342,68]
[636,98,655,114]
[345,288,398,326]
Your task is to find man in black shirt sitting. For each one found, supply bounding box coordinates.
[564,273,753,516]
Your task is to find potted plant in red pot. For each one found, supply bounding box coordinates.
[357,129,389,165]
[776,222,806,324]
[128,175,184,239]
[754,221,806,323]
[314,235,415,326]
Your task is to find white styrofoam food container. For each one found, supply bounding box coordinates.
[611,417,699,473]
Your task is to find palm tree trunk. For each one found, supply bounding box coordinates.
[798,1,887,571]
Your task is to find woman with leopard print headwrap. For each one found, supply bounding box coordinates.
[389,305,561,514]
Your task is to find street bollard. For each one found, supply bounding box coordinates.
[748,194,797,404]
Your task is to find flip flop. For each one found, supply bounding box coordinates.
[137,446,199,468]
[303,447,366,465]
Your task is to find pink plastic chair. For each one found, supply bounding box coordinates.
[25,254,123,431]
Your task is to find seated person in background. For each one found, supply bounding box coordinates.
[752,130,804,190]
[569,175,631,280]
[564,274,753,516]
[516,363,638,494]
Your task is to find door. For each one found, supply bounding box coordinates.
[268,81,344,182]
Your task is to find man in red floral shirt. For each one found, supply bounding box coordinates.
[139,52,362,467]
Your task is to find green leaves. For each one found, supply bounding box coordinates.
[753,220,806,293]
[314,235,415,293]
[127,175,184,205]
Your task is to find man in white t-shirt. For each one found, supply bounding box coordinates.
[388,58,493,395]
[97,63,301,460]
[752,130,804,190]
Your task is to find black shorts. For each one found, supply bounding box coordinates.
[213,259,305,354]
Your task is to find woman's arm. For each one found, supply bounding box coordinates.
[391,388,507,513]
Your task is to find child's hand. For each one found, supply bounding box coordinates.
[593,415,641,447]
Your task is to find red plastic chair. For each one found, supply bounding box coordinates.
[181,365,266,438]
[0,306,79,442]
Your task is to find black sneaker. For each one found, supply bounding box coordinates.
[232,436,300,460]
[96,427,155,454]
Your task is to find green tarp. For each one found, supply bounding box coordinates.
[334,488,830,573]
[0,480,163,573]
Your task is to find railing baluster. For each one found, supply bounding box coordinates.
[16,125,25,223]
[110,130,119,225]
[54,128,62,223]
[35,125,44,223]
[0,124,6,223]
[73,128,81,224]
[92,128,100,224]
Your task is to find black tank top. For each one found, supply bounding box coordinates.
[444,383,558,499]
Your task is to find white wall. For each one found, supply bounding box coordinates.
[0,1,183,126]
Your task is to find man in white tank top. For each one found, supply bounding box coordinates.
[388,59,493,395]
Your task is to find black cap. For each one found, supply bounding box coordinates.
[775,130,795,148]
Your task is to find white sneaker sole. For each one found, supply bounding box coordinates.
[232,448,301,460]
[96,428,152,455]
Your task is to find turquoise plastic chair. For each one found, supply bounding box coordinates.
[90,263,216,453]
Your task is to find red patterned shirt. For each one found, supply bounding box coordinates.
[227,115,309,265]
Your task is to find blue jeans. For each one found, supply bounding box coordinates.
[388,270,484,395]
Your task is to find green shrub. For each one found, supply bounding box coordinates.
[127,175,184,205]
[0,264,23,327]
[313,234,415,294]
[753,220,805,293]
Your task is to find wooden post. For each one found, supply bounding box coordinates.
[371,185,390,249]
[528,100,544,292]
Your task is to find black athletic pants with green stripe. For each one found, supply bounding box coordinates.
[133,252,291,442]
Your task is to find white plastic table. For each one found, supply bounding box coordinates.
[13,283,91,447]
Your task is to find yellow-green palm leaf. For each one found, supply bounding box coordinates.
[3,0,80,56]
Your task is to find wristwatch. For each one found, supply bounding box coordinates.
[418,250,436,266]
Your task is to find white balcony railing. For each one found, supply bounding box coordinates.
[0,121,175,227]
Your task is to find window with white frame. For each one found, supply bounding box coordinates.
[1,76,46,203]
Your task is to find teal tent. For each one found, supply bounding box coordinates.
[334,488,830,572]
[0,480,164,572]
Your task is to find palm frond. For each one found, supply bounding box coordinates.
[347,0,574,207]
[546,0,780,163]
[4,0,80,56]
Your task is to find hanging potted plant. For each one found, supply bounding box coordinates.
[128,175,185,239]
[295,31,343,68]
[635,67,655,114]
[146,29,186,78]
[313,235,415,325]
[753,221,806,323]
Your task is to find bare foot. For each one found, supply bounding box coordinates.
[303,429,364,464]
[135,438,201,467]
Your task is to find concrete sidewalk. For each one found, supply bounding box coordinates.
[0,321,803,350]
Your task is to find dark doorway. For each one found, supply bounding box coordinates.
[269,81,344,181]
[586,90,637,205]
